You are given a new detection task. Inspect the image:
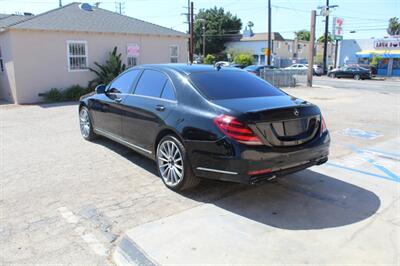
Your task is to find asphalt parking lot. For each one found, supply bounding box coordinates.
[1,79,399,265]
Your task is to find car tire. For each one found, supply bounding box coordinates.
[79,106,97,141]
[156,135,200,191]
[354,74,361,80]
[329,73,335,78]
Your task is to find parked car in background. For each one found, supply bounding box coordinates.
[348,63,377,76]
[244,65,279,76]
[79,64,330,191]
[285,64,308,70]
[313,64,323,76]
[229,63,246,69]
[327,66,371,80]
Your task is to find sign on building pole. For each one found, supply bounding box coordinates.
[332,17,343,68]
[333,17,344,41]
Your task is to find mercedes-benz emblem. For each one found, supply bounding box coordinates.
[294,109,300,116]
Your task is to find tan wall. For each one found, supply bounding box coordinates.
[0,31,18,103]
[4,29,188,104]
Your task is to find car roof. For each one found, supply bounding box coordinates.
[137,63,243,75]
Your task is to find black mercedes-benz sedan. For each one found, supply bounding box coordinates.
[79,64,330,191]
[328,66,371,80]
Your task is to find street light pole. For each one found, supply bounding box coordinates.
[323,0,329,74]
[196,19,206,60]
[202,22,206,59]
[267,0,272,65]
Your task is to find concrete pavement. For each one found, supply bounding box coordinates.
[114,138,399,265]
[1,79,399,265]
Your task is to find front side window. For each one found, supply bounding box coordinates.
[189,71,284,100]
[109,69,140,94]
[134,70,167,97]
[170,45,179,63]
[67,41,88,71]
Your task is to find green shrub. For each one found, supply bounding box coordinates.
[63,85,87,101]
[204,54,216,64]
[43,85,93,103]
[234,53,253,67]
[45,88,64,102]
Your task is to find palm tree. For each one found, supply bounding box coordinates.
[387,17,400,36]
[88,47,126,88]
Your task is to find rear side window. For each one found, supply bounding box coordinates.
[109,69,140,94]
[161,80,176,101]
[134,70,167,97]
[189,71,284,100]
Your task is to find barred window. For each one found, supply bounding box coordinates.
[127,57,137,68]
[170,45,179,63]
[0,46,3,72]
[67,41,88,71]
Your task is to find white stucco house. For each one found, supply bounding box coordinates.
[0,3,188,104]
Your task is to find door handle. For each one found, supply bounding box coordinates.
[155,104,166,111]
[114,97,123,103]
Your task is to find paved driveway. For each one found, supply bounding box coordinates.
[1,83,399,265]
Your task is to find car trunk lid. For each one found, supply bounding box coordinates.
[213,96,322,147]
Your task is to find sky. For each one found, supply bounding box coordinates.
[0,0,398,40]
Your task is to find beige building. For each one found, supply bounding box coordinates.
[0,3,188,104]
[225,31,335,67]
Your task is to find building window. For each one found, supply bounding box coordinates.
[67,41,88,71]
[127,57,138,68]
[0,46,3,72]
[297,44,302,49]
[170,45,179,63]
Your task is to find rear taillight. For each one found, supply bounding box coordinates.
[213,115,263,145]
[321,115,327,135]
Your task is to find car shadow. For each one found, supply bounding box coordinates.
[209,170,381,230]
[93,137,380,230]
[37,101,78,108]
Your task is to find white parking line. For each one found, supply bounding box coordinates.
[58,206,108,256]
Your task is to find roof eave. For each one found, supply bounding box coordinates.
[7,27,188,38]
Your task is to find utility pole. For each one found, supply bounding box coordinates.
[202,21,206,59]
[307,10,316,87]
[267,0,272,65]
[323,0,329,74]
[189,1,194,63]
[59,0,62,7]
[187,0,191,63]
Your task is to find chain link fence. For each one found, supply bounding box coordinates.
[260,69,307,88]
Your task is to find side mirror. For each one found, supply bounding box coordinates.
[95,84,106,94]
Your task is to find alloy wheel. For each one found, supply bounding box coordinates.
[157,140,184,187]
[79,108,91,138]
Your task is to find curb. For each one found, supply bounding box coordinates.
[112,235,157,266]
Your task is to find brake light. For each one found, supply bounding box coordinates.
[321,116,327,134]
[248,168,272,176]
[213,115,263,145]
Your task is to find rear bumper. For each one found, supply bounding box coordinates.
[185,132,330,184]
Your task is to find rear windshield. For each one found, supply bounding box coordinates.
[189,71,284,100]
